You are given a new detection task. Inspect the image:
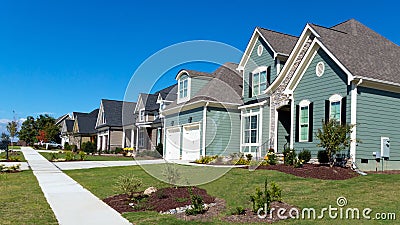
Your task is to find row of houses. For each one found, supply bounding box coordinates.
[57,19,400,171]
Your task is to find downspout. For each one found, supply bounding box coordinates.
[350,79,363,164]
[202,102,209,157]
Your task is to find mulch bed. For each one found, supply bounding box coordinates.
[103,186,215,213]
[223,201,299,223]
[246,164,358,180]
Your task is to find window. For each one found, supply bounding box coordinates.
[244,115,258,143]
[102,112,106,124]
[257,44,263,56]
[329,94,342,121]
[299,105,309,142]
[139,109,145,122]
[179,75,188,99]
[316,62,325,77]
[252,71,267,96]
[138,129,144,147]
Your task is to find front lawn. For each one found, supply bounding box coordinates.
[0,150,26,162]
[65,165,400,224]
[0,171,57,224]
[39,152,135,161]
[8,145,21,150]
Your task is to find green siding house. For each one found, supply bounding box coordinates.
[161,63,242,161]
[236,19,400,171]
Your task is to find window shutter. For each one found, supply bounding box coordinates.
[308,102,313,142]
[325,100,330,123]
[341,97,347,125]
[295,105,299,142]
[248,72,253,98]
[267,67,271,85]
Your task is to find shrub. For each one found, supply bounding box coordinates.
[78,151,87,160]
[264,151,277,165]
[298,149,311,163]
[114,174,143,198]
[50,152,59,161]
[233,155,250,165]
[283,148,296,166]
[232,206,246,215]
[194,155,218,164]
[245,154,253,161]
[70,145,77,152]
[81,142,96,154]
[249,177,282,214]
[162,164,181,185]
[65,151,75,161]
[316,119,355,166]
[294,158,304,168]
[185,187,205,215]
[317,150,329,164]
[156,143,163,156]
[64,142,71,151]
[114,147,123,154]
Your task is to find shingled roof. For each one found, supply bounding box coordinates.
[164,62,243,109]
[309,19,400,84]
[139,84,178,112]
[75,109,99,134]
[257,27,299,56]
[122,102,137,126]
[64,119,74,133]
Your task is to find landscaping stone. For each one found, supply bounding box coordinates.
[143,186,157,195]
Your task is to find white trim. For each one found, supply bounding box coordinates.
[238,100,268,109]
[257,44,263,56]
[268,98,272,150]
[251,67,269,96]
[316,61,325,77]
[276,58,281,75]
[240,109,244,152]
[289,97,294,149]
[139,109,145,122]
[163,100,241,114]
[274,108,278,151]
[259,105,263,159]
[298,100,311,142]
[177,74,191,104]
[329,94,343,122]
[350,82,358,162]
[289,48,319,91]
[252,66,269,74]
[202,102,208,157]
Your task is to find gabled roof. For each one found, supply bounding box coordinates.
[63,119,74,133]
[136,84,178,112]
[74,109,99,134]
[309,19,400,84]
[164,62,243,110]
[55,114,71,126]
[257,27,299,56]
[122,102,137,126]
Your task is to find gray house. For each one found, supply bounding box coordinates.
[134,85,177,151]
[162,62,242,160]
[237,19,400,171]
[70,109,99,149]
[96,99,136,152]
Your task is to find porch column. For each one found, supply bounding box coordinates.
[135,127,139,151]
[131,128,135,148]
[122,130,126,148]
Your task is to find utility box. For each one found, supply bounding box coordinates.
[381,137,390,159]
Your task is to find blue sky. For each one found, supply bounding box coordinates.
[0,0,399,133]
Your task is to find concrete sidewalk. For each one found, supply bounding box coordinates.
[21,147,132,225]
[54,159,165,170]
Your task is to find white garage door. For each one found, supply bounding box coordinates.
[165,127,181,160]
[182,124,201,161]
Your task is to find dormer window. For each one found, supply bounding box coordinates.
[102,112,106,124]
[179,75,188,99]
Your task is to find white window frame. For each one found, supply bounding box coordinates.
[329,94,342,122]
[139,109,145,122]
[178,74,190,103]
[251,67,269,96]
[316,61,325,77]
[241,108,260,154]
[299,100,310,142]
[138,128,145,147]
[101,110,106,124]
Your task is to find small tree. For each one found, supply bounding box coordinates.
[6,121,18,149]
[316,120,354,167]
[18,116,37,146]
[1,132,10,142]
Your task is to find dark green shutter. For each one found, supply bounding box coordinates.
[325,100,330,123]
[295,105,299,142]
[341,97,347,125]
[248,72,253,98]
[308,102,313,142]
[267,66,271,85]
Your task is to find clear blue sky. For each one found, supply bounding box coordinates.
[0,0,399,133]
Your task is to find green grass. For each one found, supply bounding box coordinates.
[8,146,21,150]
[0,171,57,225]
[0,151,26,162]
[65,165,400,224]
[40,152,135,161]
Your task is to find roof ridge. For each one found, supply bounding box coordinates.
[257,26,298,38]
[310,23,348,35]
[330,18,355,28]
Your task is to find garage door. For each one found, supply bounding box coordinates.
[165,127,181,160]
[182,124,201,161]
